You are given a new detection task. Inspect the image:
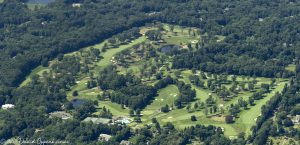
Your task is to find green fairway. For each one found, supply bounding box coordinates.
[93,36,146,73]
[19,66,49,87]
[235,81,287,136]
[98,101,129,116]
[142,85,179,118]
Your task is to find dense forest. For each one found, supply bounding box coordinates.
[0,0,300,144]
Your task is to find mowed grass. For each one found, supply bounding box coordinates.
[235,81,287,136]
[19,66,49,87]
[93,36,147,73]
[97,101,129,116]
[142,85,179,117]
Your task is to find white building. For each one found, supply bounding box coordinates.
[2,104,15,110]
[72,3,82,8]
[49,111,73,120]
[120,140,132,145]
[98,134,112,142]
[292,115,300,124]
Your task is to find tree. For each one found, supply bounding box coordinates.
[152,118,158,124]
[174,70,181,78]
[57,53,64,61]
[102,43,109,52]
[135,116,142,123]
[206,96,215,106]
[283,118,293,127]
[74,101,96,120]
[145,30,162,41]
[170,25,175,32]
[231,75,237,82]
[130,109,135,117]
[186,104,191,112]
[108,37,117,45]
[41,58,49,67]
[248,82,255,91]
[175,99,182,109]
[261,83,270,93]
[201,72,207,79]
[161,105,170,113]
[194,103,199,110]
[225,115,234,124]
[270,78,276,87]
[136,109,141,117]
[191,115,197,121]
[204,108,208,116]
[249,96,255,106]
[213,105,218,113]
[72,90,78,96]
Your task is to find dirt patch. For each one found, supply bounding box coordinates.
[210,115,225,122]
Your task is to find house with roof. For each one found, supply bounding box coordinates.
[49,111,73,120]
[291,115,300,124]
[1,104,15,110]
[83,117,111,124]
[113,116,132,124]
[120,140,132,145]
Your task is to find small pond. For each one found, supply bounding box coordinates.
[71,99,87,108]
[159,44,181,54]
